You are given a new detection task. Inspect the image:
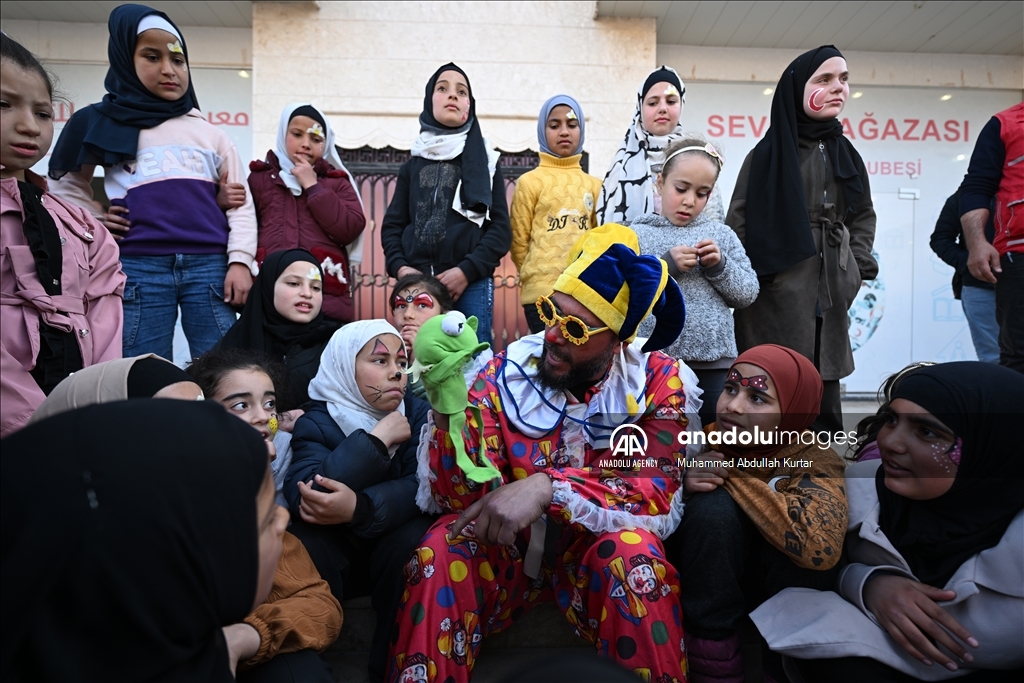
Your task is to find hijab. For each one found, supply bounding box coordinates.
[743,45,866,276]
[596,66,686,225]
[876,361,1024,587]
[714,344,823,460]
[49,4,199,177]
[29,354,196,424]
[537,95,585,156]
[217,249,333,354]
[409,63,499,227]
[1,400,268,681]
[273,103,354,198]
[307,320,407,455]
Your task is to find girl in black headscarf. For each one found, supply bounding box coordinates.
[751,361,1024,682]
[379,63,511,347]
[726,46,878,433]
[217,249,339,412]
[0,400,280,682]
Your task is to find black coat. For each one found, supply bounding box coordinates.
[929,191,995,299]
[285,393,429,538]
[380,155,511,282]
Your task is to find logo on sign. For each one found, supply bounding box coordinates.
[610,424,648,458]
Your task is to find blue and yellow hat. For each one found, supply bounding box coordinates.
[553,224,685,352]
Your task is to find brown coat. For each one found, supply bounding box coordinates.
[726,139,877,380]
[241,531,342,667]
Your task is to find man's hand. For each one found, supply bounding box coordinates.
[397,266,422,279]
[864,574,978,671]
[224,263,253,306]
[683,451,728,494]
[370,411,411,451]
[292,157,319,190]
[449,473,552,546]
[216,170,247,210]
[669,244,699,273]
[437,267,470,300]
[297,474,358,525]
[961,208,1001,283]
[102,205,131,240]
[221,622,261,677]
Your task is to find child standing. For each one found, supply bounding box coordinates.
[1,33,125,437]
[674,344,849,683]
[380,63,511,347]
[631,138,758,426]
[48,5,257,360]
[248,103,365,323]
[510,95,600,333]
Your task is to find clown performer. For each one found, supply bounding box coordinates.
[388,224,702,683]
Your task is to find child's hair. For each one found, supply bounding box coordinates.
[389,274,455,313]
[186,348,293,410]
[0,32,55,99]
[851,361,937,460]
[661,135,725,180]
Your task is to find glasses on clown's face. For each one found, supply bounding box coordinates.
[536,294,610,346]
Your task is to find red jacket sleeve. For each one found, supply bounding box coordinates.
[304,175,365,248]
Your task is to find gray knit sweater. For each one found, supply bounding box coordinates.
[631,211,759,363]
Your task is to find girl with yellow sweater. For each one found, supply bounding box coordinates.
[510,95,601,333]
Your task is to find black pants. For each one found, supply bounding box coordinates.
[996,252,1024,373]
[523,303,545,335]
[237,649,334,683]
[288,515,436,683]
[694,368,727,428]
[669,487,839,640]
[794,656,1023,683]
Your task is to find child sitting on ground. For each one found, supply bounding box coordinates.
[510,94,600,333]
[1,33,125,437]
[752,361,1023,682]
[673,343,848,683]
[248,103,365,323]
[284,320,435,683]
[388,273,491,399]
[48,4,257,359]
[631,137,758,426]
[380,63,511,347]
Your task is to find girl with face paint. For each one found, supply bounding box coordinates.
[752,361,1024,682]
[283,320,436,682]
[725,46,878,435]
[248,103,366,323]
[47,4,259,360]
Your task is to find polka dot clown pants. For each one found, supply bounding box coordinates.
[387,515,688,682]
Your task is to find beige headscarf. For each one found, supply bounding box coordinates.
[28,355,183,424]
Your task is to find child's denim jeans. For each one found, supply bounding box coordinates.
[454,277,494,347]
[120,254,239,361]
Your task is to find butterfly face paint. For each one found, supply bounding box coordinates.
[726,368,769,391]
[306,267,322,282]
[307,123,325,138]
[167,40,184,54]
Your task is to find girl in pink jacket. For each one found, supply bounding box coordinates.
[0,33,125,437]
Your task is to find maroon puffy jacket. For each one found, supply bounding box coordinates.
[249,151,365,322]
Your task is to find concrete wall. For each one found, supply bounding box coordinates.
[252,1,656,173]
[1,19,252,68]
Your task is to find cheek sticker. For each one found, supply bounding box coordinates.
[565,109,578,120]
[807,87,826,113]
[168,40,184,54]
[306,267,322,281]
[307,123,325,137]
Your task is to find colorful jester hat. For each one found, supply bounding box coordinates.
[553,223,686,415]
[410,311,500,484]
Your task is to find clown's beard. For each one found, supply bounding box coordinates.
[536,342,615,394]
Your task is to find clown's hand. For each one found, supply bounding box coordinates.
[449,473,552,546]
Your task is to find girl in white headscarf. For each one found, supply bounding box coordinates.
[283,320,435,682]
[248,103,366,322]
[597,66,724,226]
